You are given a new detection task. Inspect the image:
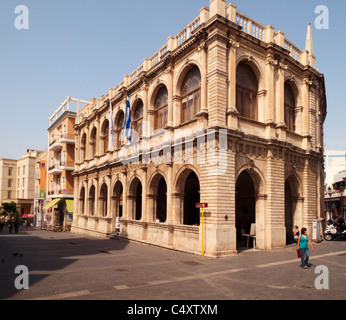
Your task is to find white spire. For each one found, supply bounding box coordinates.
[305,23,314,55]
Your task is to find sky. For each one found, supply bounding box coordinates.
[0,0,345,159]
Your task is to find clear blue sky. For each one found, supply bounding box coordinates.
[0,0,344,159]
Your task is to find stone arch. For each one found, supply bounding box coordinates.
[236,164,266,196]
[88,184,96,216]
[79,185,86,215]
[80,132,87,162]
[175,61,202,96]
[284,76,301,106]
[99,182,108,217]
[149,80,169,109]
[89,126,97,158]
[132,98,144,140]
[235,165,266,250]
[114,109,125,149]
[148,172,167,223]
[285,172,304,242]
[100,118,109,154]
[174,166,200,226]
[128,176,143,221]
[112,180,124,219]
[236,55,265,122]
[236,55,264,90]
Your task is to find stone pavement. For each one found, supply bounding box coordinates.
[0,227,345,302]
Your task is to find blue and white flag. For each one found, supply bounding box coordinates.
[124,91,133,142]
[108,99,114,151]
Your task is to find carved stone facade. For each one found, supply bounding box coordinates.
[71,0,327,257]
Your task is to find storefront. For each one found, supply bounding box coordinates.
[43,198,74,230]
[22,213,34,226]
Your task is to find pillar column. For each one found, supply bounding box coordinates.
[302,78,312,149]
[166,165,173,224]
[167,66,174,128]
[142,169,148,222]
[265,150,286,249]
[226,40,240,130]
[106,174,112,218]
[206,21,228,127]
[275,62,286,126]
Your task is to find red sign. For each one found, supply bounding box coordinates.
[196,203,208,209]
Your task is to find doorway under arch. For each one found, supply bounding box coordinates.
[183,171,200,226]
[285,175,301,244]
[113,181,123,219]
[236,171,256,249]
[149,174,167,223]
[129,178,142,221]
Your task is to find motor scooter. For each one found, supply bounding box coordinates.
[324,216,346,241]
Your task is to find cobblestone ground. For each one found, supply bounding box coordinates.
[0,227,345,302]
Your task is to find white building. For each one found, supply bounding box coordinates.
[324,150,346,190]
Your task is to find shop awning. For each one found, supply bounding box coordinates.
[65,199,74,213]
[23,214,34,218]
[43,198,61,210]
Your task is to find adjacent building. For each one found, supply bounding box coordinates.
[0,150,44,219]
[44,97,91,229]
[0,158,18,207]
[71,0,327,257]
[34,150,47,228]
[324,150,346,220]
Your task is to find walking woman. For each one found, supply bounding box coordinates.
[297,227,314,269]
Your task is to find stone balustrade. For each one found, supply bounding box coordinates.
[76,1,314,125]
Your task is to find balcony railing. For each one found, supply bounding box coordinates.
[49,133,75,147]
[59,160,75,168]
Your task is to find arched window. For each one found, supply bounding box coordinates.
[154,86,168,130]
[101,120,109,154]
[284,83,296,132]
[236,63,258,121]
[133,100,143,139]
[100,183,108,217]
[181,66,201,123]
[89,127,97,158]
[89,185,95,216]
[80,187,85,215]
[115,111,124,149]
[80,133,86,162]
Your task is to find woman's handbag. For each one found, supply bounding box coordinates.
[297,249,302,258]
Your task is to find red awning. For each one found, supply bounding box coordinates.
[23,214,34,218]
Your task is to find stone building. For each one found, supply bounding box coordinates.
[0,149,43,218]
[71,0,327,257]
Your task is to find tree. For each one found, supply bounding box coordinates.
[1,202,18,218]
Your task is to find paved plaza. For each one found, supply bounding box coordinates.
[0,227,345,302]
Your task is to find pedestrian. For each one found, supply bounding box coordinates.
[14,220,19,233]
[8,220,13,234]
[292,225,300,243]
[297,227,314,269]
[0,219,3,232]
